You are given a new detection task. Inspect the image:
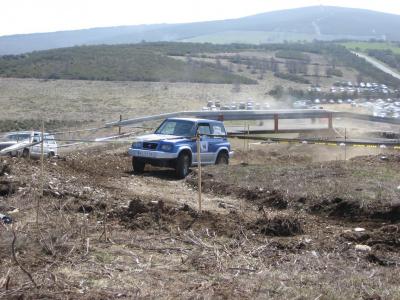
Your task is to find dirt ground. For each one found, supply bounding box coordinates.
[0,142,400,299]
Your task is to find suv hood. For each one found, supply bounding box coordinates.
[134,134,191,142]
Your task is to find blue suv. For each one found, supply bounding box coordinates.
[128,118,233,178]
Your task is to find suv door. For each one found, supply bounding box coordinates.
[209,123,228,162]
[196,123,213,164]
[31,133,41,155]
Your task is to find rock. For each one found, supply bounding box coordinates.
[0,163,11,176]
[83,186,92,193]
[354,227,365,232]
[0,213,12,224]
[355,244,371,252]
[0,181,16,197]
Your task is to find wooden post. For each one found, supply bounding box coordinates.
[328,113,333,129]
[37,121,44,230]
[243,122,246,154]
[274,114,279,133]
[118,114,122,135]
[196,132,202,213]
[344,128,347,161]
[247,124,250,164]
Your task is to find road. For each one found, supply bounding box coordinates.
[353,51,400,80]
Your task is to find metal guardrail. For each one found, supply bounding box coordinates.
[106,109,400,128]
[229,134,400,149]
[335,112,400,125]
[105,109,334,127]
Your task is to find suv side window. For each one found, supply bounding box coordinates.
[197,123,211,135]
[10,134,30,141]
[7,134,16,141]
[211,124,226,136]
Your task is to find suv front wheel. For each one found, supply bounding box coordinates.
[132,157,145,174]
[175,152,190,179]
[22,148,30,158]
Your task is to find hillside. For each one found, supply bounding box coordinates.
[1,42,399,88]
[0,44,256,84]
[1,6,400,54]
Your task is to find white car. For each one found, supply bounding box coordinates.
[0,131,58,158]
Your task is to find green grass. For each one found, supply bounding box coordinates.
[341,42,400,54]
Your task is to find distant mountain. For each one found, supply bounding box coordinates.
[1,6,400,54]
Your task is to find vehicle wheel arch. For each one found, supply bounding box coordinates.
[177,148,192,164]
[215,148,229,163]
[175,149,192,179]
[22,148,30,158]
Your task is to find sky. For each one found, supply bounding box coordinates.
[1,0,400,36]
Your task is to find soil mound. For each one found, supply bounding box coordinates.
[0,162,11,176]
[342,224,400,251]
[0,180,16,197]
[187,173,288,210]
[250,215,304,236]
[117,196,244,236]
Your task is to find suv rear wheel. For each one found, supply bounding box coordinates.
[175,152,190,179]
[132,157,145,174]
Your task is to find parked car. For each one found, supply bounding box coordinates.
[262,102,271,109]
[128,118,233,178]
[293,100,307,109]
[0,131,57,158]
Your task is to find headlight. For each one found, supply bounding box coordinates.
[160,144,173,151]
[132,142,142,149]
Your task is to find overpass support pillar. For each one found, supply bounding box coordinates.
[274,114,279,133]
[328,113,333,129]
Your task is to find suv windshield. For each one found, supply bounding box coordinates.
[7,133,31,141]
[155,120,195,136]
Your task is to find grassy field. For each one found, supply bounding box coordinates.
[341,41,400,54]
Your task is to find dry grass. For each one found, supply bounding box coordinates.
[0,145,400,299]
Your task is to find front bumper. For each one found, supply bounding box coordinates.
[128,148,178,159]
[229,151,234,158]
